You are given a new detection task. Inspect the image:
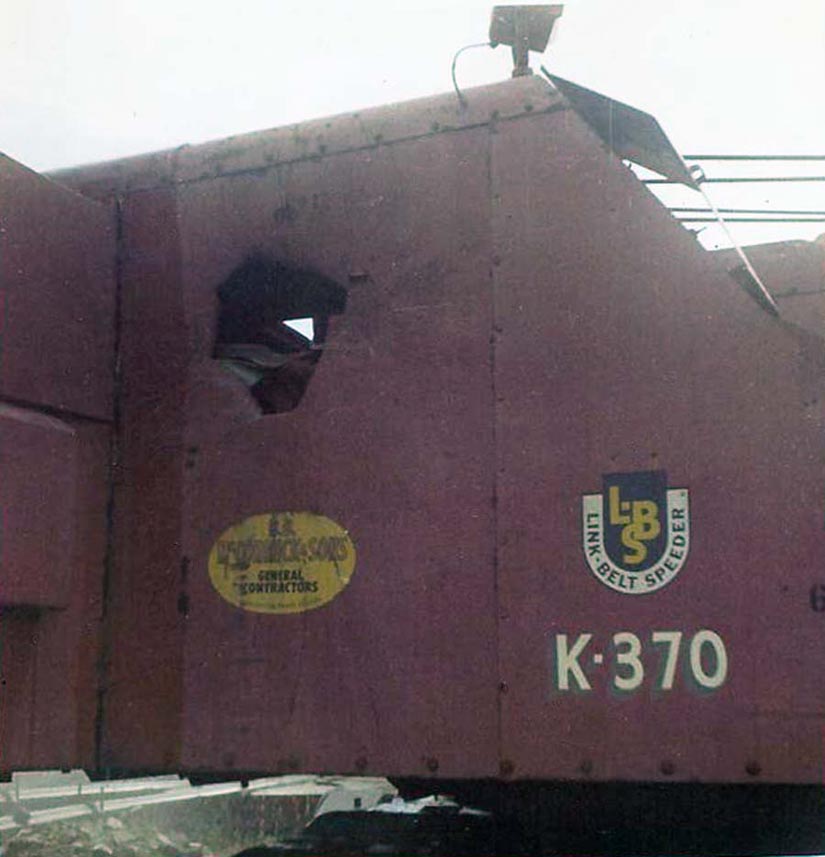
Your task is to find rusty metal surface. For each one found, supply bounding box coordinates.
[51,77,825,785]
[0,155,113,771]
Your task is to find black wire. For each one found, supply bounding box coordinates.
[676,217,825,223]
[671,207,825,216]
[646,176,825,184]
[684,154,825,161]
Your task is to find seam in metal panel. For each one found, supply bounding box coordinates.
[96,104,571,199]
[0,210,7,771]
[93,194,125,774]
[487,122,505,778]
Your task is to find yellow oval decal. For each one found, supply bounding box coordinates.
[208,512,356,614]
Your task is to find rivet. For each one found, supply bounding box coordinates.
[660,760,675,776]
[425,757,439,773]
[354,756,368,772]
[746,760,762,776]
[499,759,515,777]
[579,759,593,775]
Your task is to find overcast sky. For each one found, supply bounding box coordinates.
[2,1,824,248]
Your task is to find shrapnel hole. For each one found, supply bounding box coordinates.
[213,253,346,414]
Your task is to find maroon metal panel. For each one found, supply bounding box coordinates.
[53,77,825,785]
[714,240,825,337]
[96,188,188,771]
[0,154,114,771]
[490,107,825,784]
[0,155,115,420]
[0,421,110,772]
[51,78,563,777]
[175,127,499,778]
[0,404,77,608]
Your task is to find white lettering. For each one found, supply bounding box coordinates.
[555,633,592,691]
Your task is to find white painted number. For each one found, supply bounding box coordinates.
[689,629,728,689]
[612,632,644,691]
[551,629,728,693]
[651,631,682,690]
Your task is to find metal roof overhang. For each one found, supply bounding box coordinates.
[543,71,700,189]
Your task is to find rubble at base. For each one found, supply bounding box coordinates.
[0,772,395,857]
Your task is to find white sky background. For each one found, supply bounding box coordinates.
[2,0,824,250]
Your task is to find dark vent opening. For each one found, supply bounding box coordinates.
[214,254,347,414]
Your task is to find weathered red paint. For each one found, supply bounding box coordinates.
[16,75,825,792]
[489,110,825,782]
[0,404,78,609]
[98,188,190,771]
[0,156,114,771]
[0,156,114,419]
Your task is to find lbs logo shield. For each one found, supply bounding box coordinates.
[582,471,689,595]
